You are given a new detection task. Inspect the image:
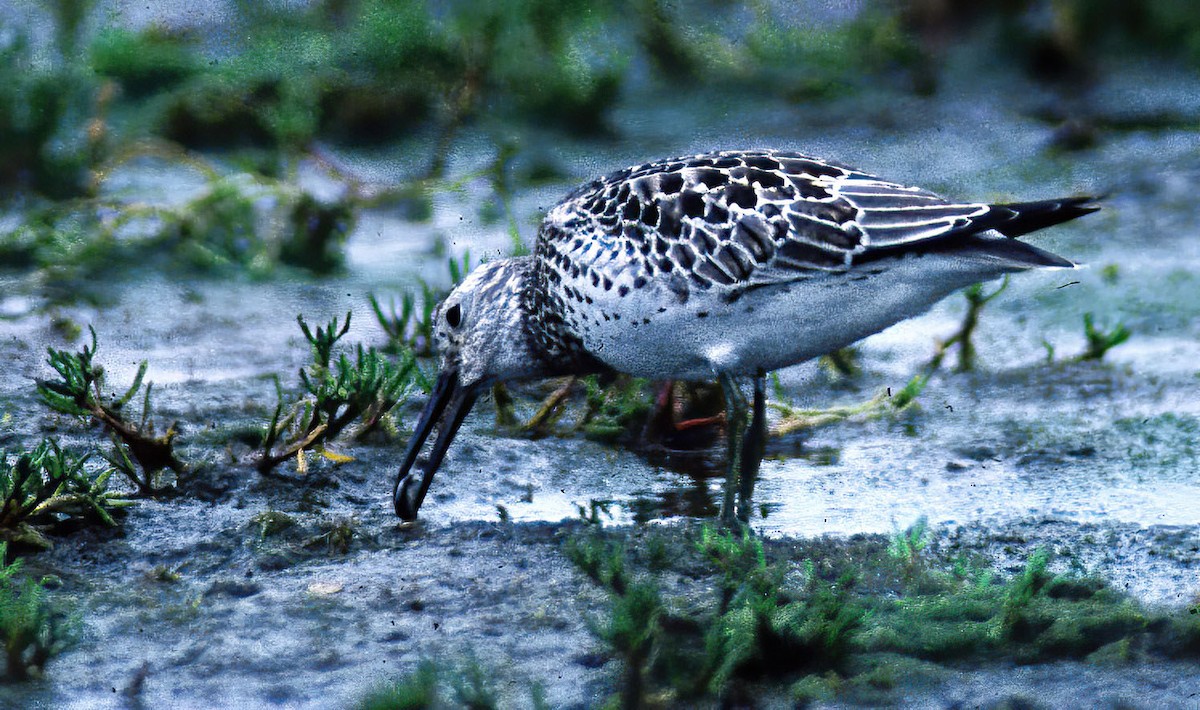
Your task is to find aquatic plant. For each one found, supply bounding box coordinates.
[144,168,356,278]
[564,532,663,708]
[744,3,929,99]
[0,542,75,681]
[567,527,867,705]
[697,527,866,696]
[997,548,1053,641]
[251,510,296,539]
[451,651,500,710]
[371,252,472,357]
[36,327,185,496]
[357,659,441,710]
[259,312,421,474]
[564,521,1200,703]
[4,148,356,302]
[769,375,926,438]
[90,27,198,95]
[578,375,654,442]
[819,347,862,379]
[304,517,361,555]
[1077,312,1131,361]
[370,286,441,358]
[0,19,104,199]
[887,516,929,580]
[862,545,1151,667]
[0,439,130,549]
[358,654,513,710]
[369,251,472,357]
[927,278,1009,373]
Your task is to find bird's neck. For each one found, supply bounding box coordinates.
[521,253,610,379]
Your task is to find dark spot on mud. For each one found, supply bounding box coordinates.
[205,580,262,598]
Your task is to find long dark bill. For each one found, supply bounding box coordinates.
[392,368,480,521]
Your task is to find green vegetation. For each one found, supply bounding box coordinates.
[1042,311,1132,364]
[251,510,297,539]
[0,542,75,681]
[5,0,1196,205]
[562,524,1200,705]
[359,659,441,710]
[819,347,862,379]
[1,440,130,549]
[578,375,655,443]
[566,526,867,705]
[0,23,103,199]
[371,252,472,357]
[769,374,926,438]
[1077,312,1131,361]
[357,655,509,710]
[887,516,929,580]
[927,279,1009,373]
[863,548,1150,667]
[259,312,422,474]
[37,327,185,496]
[1,152,356,294]
[744,3,931,99]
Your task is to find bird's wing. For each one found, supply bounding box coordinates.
[540,150,1090,292]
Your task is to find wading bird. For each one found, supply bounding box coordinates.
[393,150,1096,527]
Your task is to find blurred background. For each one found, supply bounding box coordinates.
[1,0,1197,280]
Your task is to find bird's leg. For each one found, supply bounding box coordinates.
[718,372,748,529]
[736,371,767,524]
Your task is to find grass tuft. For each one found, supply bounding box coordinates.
[37,327,185,496]
[1,439,130,549]
[259,312,422,474]
[0,542,76,681]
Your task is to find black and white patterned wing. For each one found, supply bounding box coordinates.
[539,150,1085,293]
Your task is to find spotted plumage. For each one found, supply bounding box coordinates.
[394,149,1098,524]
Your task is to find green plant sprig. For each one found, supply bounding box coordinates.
[0,440,131,549]
[927,277,1010,373]
[769,374,926,438]
[36,327,185,496]
[1077,312,1131,361]
[259,312,422,474]
[0,542,76,680]
[370,252,472,357]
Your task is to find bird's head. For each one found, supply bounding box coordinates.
[393,258,542,520]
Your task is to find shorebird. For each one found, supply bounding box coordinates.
[393,149,1097,526]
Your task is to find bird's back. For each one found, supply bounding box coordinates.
[530,150,1094,378]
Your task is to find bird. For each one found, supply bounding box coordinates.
[392,149,1097,527]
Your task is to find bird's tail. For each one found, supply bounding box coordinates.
[982,196,1101,239]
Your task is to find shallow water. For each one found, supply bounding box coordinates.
[1,35,1199,709]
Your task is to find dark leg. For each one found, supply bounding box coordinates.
[717,372,748,529]
[736,371,766,524]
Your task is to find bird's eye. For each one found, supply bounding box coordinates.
[445,303,462,328]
